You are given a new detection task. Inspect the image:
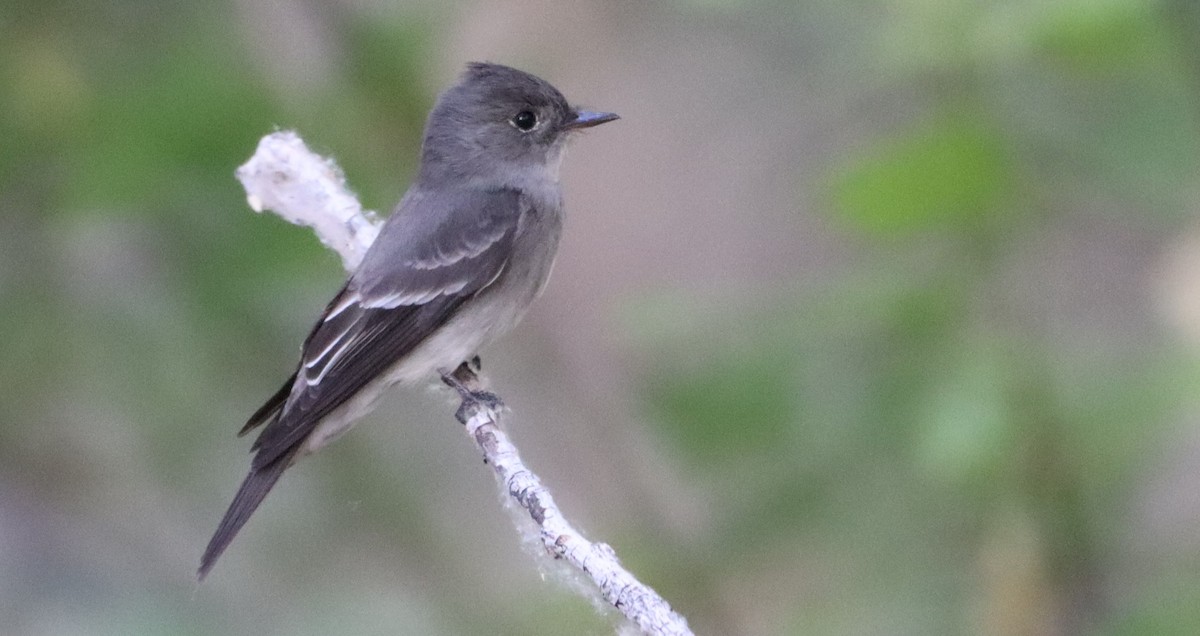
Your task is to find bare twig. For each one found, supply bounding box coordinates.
[235,131,692,636]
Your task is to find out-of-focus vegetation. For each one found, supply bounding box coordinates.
[3,1,1200,634]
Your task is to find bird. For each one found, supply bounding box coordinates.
[199,62,618,579]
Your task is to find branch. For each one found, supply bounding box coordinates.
[236,130,380,271]
[236,131,693,636]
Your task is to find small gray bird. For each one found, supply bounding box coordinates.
[199,62,617,579]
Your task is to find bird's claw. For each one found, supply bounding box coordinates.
[455,390,503,423]
[440,364,503,424]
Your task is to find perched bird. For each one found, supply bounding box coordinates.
[199,62,618,579]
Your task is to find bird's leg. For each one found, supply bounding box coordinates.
[440,361,503,424]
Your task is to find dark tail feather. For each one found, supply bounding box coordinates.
[198,449,296,580]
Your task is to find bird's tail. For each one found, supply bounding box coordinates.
[198,449,296,580]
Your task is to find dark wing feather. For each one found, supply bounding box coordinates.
[238,372,295,437]
[199,187,525,579]
[248,295,466,468]
[352,187,523,306]
[247,187,523,467]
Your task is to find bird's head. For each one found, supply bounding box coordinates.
[419,62,618,186]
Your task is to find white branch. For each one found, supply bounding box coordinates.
[236,131,380,271]
[236,131,692,636]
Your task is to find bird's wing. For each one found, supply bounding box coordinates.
[249,186,525,469]
[200,187,524,579]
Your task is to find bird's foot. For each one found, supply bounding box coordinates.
[459,390,503,421]
[441,363,503,424]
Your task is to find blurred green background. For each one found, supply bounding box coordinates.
[4,0,1200,634]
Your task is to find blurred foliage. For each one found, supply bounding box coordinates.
[632,0,1200,634]
[832,111,1017,234]
[3,0,1200,635]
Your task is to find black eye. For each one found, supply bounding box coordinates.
[511,110,538,132]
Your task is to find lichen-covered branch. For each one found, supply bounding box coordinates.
[235,131,692,636]
[444,364,693,636]
[236,131,380,271]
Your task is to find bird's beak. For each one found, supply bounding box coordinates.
[564,110,620,130]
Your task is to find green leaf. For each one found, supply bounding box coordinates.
[1033,0,1162,71]
[829,112,1015,234]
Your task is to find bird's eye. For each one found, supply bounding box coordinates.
[511,110,538,132]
